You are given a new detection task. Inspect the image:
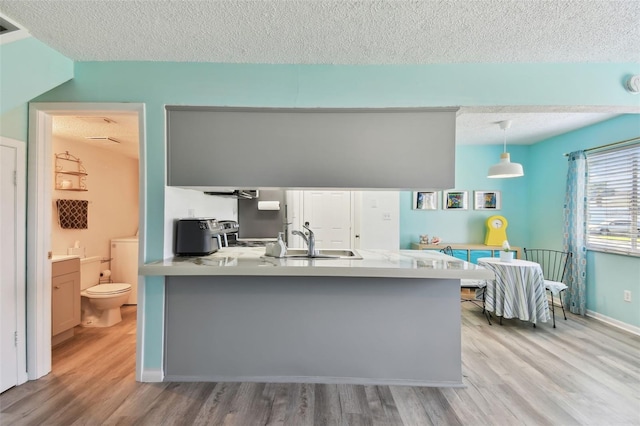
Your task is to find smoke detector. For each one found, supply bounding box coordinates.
[626,75,640,94]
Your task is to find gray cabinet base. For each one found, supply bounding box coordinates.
[165,276,462,386]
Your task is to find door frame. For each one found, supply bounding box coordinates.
[27,103,147,381]
[0,136,28,388]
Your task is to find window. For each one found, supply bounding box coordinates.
[586,142,640,256]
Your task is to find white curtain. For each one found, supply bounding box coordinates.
[563,151,587,315]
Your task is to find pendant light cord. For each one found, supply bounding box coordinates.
[503,129,506,153]
[499,120,512,154]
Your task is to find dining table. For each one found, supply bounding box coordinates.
[477,257,551,326]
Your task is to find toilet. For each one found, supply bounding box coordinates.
[80,256,131,327]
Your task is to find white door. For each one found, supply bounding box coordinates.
[1,140,26,393]
[302,191,352,249]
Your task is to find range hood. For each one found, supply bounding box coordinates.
[204,189,258,199]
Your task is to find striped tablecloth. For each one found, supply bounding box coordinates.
[477,257,551,325]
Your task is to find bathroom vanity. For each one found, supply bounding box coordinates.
[141,248,493,386]
[51,255,81,346]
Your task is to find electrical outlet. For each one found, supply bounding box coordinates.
[382,212,391,221]
[624,290,631,302]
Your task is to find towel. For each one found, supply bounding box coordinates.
[57,199,88,229]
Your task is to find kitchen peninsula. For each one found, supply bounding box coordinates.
[140,248,493,386]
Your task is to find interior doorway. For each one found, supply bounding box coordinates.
[302,190,353,249]
[27,103,146,382]
[287,190,354,249]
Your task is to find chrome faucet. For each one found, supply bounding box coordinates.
[292,222,316,257]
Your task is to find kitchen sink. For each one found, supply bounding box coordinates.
[284,248,363,259]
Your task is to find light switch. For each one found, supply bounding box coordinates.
[370,199,378,208]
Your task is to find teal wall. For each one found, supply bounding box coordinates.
[529,114,640,327]
[30,61,640,370]
[0,104,28,140]
[400,144,530,248]
[0,37,73,114]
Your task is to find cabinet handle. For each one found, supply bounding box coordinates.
[54,286,61,289]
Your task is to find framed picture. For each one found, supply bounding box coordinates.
[474,190,501,210]
[443,190,468,210]
[412,191,439,210]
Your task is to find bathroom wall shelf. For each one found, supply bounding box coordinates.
[55,151,88,191]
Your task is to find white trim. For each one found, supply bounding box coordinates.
[135,104,147,382]
[0,13,30,45]
[586,309,640,337]
[140,367,164,383]
[26,109,53,379]
[28,102,147,382]
[135,274,146,382]
[353,191,362,249]
[0,29,30,45]
[0,136,28,386]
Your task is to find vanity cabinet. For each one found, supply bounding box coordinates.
[52,258,81,339]
[411,243,522,263]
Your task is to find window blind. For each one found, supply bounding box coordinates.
[586,142,640,256]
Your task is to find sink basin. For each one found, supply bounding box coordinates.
[284,248,363,260]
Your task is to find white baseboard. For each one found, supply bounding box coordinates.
[140,368,164,383]
[586,310,640,337]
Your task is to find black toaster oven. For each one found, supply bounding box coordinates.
[175,218,222,256]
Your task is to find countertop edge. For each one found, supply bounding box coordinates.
[139,249,495,280]
[51,254,81,263]
[138,264,494,280]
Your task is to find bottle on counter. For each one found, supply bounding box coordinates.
[265,232,288,258]
[276,232,287,256]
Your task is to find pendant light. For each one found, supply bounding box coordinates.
[487,120,524,178]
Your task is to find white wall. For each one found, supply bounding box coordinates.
[163,187,237,258]
[358,191,400,250]
[51,139,139,260]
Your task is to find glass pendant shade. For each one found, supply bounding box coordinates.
[487,120,524,178]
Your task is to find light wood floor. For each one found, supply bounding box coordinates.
[1,303,639,425]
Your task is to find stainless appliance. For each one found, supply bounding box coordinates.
[175,218,223,256]
[218,220,239,247]
[218,220,270,247]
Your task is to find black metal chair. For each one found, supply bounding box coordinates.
[440,246,491,325]
[523,248,572,328]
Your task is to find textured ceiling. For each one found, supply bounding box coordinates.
[456,107,625,145]
[1,0,638,64]
[3,1,638,150]
[52,113,140,159]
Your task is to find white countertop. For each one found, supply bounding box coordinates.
[140,248,495,279]
[51,254,81,263]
